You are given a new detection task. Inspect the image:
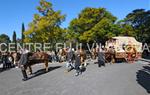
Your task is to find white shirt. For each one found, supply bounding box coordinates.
[20,49,29,54]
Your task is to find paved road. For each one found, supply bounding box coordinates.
[0,60,149,95]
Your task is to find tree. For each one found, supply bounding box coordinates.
[24,0,65,44]
[12,31,17,43]
[22,23,25,43]
[124,9,150,43]
[116,20,136,36]
[12,31,17,51]
[67,7,117,44]
[0,34,10,43]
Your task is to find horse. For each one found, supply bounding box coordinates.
[12,51,49,75]
[11,52,21,67]
[79,49,87,67]
[91,48,98,60]
[105,47,115,64]
[57,48,67,62]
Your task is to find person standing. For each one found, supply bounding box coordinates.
[74,49,81,76]
[97,48,105,67]
[2,52,7,69]
[0,52,2,66]
[51,50,57,62]
[19,47,30,81]
[108,46,115,64]
[66,48,74,72]
[6,52,13,68]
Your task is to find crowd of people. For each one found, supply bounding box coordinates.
[0,46,117,81]
[47,47,114,76]
[0,52,15,70]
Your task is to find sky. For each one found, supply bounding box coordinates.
[0,0,149,40]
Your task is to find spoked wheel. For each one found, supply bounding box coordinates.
[125,45,137,63]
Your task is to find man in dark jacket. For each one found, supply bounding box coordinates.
[74,49,81,76]
[19,48,30,81]
[97,48,105,67]
[66,48,75,72]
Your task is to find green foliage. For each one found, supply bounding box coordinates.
[23,1,149,45]
[67,8,150,44]
[24,0,65,43]
[12,31,17,51]
[124,9,150,43]
[116,20,135,36]
[22,23,25,43]
[12,31,17,43]
[0,34,10,43]
[67,7,117,43]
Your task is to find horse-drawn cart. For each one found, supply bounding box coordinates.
[105,36,142,62]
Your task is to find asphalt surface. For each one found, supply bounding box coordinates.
[0,60,149,95]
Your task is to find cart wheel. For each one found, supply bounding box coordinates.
[125,48,137,63]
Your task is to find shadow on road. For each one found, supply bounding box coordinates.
[142,51,150,60]
[136,65,150,93]
[29,66,62,79]
[0,68,5,73]
[0,67,14,74]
